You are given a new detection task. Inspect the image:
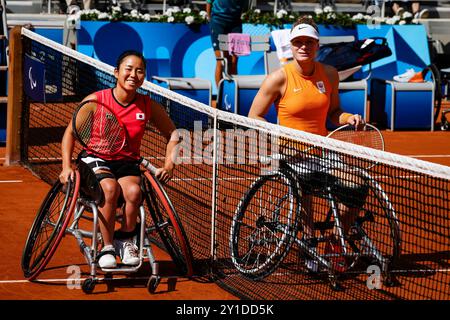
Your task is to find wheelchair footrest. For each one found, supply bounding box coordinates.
[101,265,140,273]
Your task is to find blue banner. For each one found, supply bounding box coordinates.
[24,54,45,102]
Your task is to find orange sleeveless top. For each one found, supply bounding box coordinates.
[276,61,331,136]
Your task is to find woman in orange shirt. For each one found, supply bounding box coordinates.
[249,16,366,273]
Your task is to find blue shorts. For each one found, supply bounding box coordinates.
[209,17,242,51]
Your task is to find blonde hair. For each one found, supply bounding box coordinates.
[291,16,319,32]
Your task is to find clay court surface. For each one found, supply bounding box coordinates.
[0,130,449,300]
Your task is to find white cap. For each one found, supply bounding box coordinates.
[289,24,319,42]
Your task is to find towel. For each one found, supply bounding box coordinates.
[271,29,293,62]
[228,33,251,56]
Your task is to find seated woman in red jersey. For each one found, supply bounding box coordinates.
[59,50,179,269]
[248,16,367,273]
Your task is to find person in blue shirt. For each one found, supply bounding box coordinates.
[206,0,246,86]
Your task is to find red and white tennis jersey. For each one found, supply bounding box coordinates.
[93,88,152,161]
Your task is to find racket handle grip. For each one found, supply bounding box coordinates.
[140,158,157,175]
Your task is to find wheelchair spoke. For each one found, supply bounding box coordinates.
[230,170,298,278]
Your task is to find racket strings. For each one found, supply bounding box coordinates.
[329,127,383,150]
[77,111,94,142]
[75,103,126,155]
[326,124,384,170]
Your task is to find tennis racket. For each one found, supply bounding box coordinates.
[327,123,384,151]
[326,123,384,170]
[72,99,157,173]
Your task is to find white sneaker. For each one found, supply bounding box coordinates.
[114,238,140,266]
[98,245,117,268]
[393,69,416,82]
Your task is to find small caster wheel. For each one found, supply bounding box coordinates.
[383,274,399,287]
[329,276,344,292]
[441,121,449,131]
[82,278,96,294]
[147,275,161,294]
[331,281,344,292]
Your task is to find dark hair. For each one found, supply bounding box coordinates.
[115,50,147,70]
[291,16,319,32]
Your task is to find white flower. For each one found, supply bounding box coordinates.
[289,15,295,19]
[111,6,121,13]
[172,6,181,13]
[185,15,194,25]
[327,12,336,20]
[143,13,151,21]
[403,11,413,19]
[276,10,287,19]
[314,7,323,15]
[399,20,406,25]
[254,9,261,14]
[98,12,108,20]
[386,18,395,25]
[183,8,191,14]
[131,9,138,17]
[352,13,364,20]
[412,18,419,24]
[323,6,334,13]
[199,10,208,18]
[167,16,175,23]
[166,8,173,16]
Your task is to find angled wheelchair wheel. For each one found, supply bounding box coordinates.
[21,171,80,280]
[344,176,400,276]
[142,171,194,277]
[230,170,300,279]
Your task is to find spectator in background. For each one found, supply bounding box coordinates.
[320,0,335,9]
[206,0,246,87]
[58,0,92,13]
[82,0,92,10]
[390,1,429,19]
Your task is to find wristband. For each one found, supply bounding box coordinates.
[339,112,352,124]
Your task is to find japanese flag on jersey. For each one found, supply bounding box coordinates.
[136,113,145,120]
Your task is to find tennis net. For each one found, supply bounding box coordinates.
[15,27,450,300]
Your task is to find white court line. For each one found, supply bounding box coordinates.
[0,275,182,284]
[0,180,23,183]
[408,155,450,158]
[2,268,448,285]
[235,268,450,278]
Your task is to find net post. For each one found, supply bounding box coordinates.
[5,26,24,166]
[210,108,219,267]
